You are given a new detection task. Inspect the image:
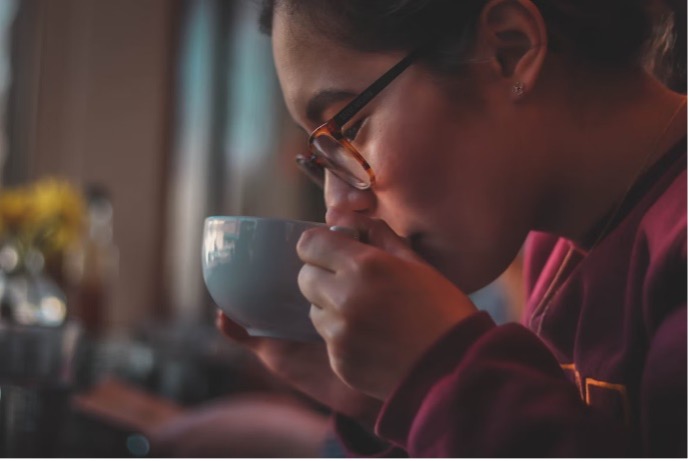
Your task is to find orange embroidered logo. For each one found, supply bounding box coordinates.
[560,363,631,426]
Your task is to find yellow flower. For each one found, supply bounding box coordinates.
[26,179,86,254]
[0,178,87,257]
[0,187,31,234]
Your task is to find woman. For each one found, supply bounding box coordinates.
[218,0,687,456]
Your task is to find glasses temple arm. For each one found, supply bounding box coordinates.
[332,50,420,127]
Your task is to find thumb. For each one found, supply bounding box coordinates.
[326,210,420,261]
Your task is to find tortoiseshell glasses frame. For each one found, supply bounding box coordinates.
[296,49,421,190]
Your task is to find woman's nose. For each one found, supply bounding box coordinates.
[323,170,375,215]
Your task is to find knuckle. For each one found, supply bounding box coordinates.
[311,308,337,343]
[335,290,365,319]
[297,264,311,290]
[318,324,337,344]
[330,318,350,343]
[296,227,321,255]
[353,250,386,278]
[308,303,321,326]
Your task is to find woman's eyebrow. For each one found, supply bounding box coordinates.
[305,89,357,124]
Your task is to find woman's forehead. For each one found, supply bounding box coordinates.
[271,11,401,128]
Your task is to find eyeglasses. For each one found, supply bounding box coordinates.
[296,49,421,190]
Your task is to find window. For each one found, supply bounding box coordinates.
[164,0,323,322]
[0,0,17,184]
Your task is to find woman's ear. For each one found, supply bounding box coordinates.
[476,0,548,99]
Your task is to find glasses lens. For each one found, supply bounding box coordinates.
[296,154,325,188]
[312,135,371,189]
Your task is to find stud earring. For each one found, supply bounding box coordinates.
[512,81,525,96]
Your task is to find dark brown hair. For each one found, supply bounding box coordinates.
[259,0,686,91]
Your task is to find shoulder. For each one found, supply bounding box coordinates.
[638,167,686,256]
[634,166,687,334]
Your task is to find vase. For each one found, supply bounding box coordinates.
[0,242,68,327]
[0,242,78,456]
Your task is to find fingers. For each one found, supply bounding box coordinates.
[297,227,364,272]
[309,302,335,343]
[216,310,311,365]
[297,211,419,273]
[215,310,258,346]
[326,209,419,260]
[298,263,338,310]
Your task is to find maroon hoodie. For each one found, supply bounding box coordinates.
[333,139,687,457]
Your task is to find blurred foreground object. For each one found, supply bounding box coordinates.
[72,377,330,457]
[0,320,81,456]
[149,392,330,457]
[72,376,183,436]
[0,178,86,327]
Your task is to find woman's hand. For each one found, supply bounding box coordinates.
[298,210,477,401]
[216,313,383,429]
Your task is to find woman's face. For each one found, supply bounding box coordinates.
[272,11,537,292]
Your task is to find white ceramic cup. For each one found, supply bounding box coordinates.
[202,216,324,341]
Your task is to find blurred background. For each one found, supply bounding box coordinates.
[9,0,325,333]
[0,0,571,456]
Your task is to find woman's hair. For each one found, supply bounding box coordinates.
[259,0,686,91]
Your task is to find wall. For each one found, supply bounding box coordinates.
[14,0,177,331]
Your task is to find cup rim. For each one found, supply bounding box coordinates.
[204,215,325,226]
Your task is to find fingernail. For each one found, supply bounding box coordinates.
[329,225,361,241]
